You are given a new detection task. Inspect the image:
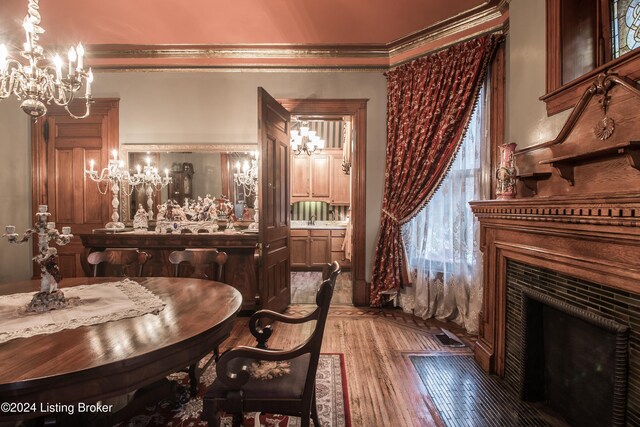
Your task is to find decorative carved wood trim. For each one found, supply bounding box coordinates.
[541,43,640,115]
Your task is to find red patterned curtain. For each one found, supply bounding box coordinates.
[370,34,501,306]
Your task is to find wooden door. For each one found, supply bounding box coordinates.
[32,100,120,278]
[258,88,291,312]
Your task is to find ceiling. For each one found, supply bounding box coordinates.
[0,0,508,69]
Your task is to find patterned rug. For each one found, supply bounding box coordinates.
[115,353,350,427]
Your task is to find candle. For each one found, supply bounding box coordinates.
[53,54,62,83]
[86,68,93,97]
[68,47,77,77]
[146,157,151,166]
[136,164,141,174]
[5,225,15,234]
[62,227,71,235]
[76,43,84,71]
[89,159,95,171]
[164,168,169,178]
[47,222,55,230]
[112,149,118,160]
[22,17,31,51]
[236,161,240,173]
[0,44,7,72]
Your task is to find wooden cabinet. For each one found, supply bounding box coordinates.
[290,228,349,270]
[291,156,310,199]
[290,229,330,269]
[290,149,350,204]
[79,232,260,311]
[291,154,330,202]
[290,230,309,268]
[309,230,330,267]
[168,162,194,206]
[330,155,350,205]
[331,228,351,269]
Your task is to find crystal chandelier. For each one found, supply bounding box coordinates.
[0,0,93,118]
[234,151,259,196]
[290,121,325,156]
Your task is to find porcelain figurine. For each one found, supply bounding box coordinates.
[133,204,149,230]
[496,142,518,200]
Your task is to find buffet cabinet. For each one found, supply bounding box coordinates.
[79,232,260,311]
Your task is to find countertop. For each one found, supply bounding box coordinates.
[290,220,348,230]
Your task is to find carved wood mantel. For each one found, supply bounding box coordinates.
[471,73,640,374]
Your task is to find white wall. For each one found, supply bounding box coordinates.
[0,71,387,283]
[507,0,570,148]
[0,97,32,283]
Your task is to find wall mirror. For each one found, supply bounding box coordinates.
[119,144,258,225]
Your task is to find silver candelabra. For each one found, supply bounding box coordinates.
[2,205,73,312]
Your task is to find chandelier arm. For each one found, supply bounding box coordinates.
[63,100,91,120]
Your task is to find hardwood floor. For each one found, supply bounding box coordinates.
[220,305,476,427]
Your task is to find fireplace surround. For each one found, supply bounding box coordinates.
[506,261,631,426]
[471,73,640,426]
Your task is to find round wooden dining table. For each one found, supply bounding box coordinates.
[0,276,242,422]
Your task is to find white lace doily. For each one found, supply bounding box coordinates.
[0,278,165,344]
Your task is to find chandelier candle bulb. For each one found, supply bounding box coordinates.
[53,54,62,83]
[86,68,93,97]
[22,17,31,51]
[5,225,15,234]
[76,43,84,70]
[89,159,95,172]
[68,47,76,77]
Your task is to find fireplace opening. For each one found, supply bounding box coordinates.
[520,288,629,427]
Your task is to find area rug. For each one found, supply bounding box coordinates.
[116,353,350,427]
[410,355,554,427]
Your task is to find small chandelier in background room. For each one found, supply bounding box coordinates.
[290,120,325,156]
[0,0,93,118]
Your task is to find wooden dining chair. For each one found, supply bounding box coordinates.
[202,261,341,427]
[168,248,228,281]
[168,248,229,396]
[86,249,152,277]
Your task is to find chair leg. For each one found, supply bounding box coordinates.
[232,412,243,427]
[188,363,198,396]
[311,387,320,427]
[202,400,221,427]
[214,344,220,361]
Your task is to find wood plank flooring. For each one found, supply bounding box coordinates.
[220,305,477,427]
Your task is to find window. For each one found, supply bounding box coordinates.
[399,86,488,331]
[611,0,640,58]
[402,87,488,273]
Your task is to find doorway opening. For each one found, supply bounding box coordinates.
[278,99,368,306]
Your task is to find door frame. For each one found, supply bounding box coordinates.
[277,98,368,305]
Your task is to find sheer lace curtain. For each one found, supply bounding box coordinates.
[399,86,490,334]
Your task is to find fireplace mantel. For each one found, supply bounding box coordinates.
[470,73,640,376]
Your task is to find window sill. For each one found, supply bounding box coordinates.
[541,48,640,116]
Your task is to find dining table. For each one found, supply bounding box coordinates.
[0,276,242,423]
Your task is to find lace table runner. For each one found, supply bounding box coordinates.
[0,279,165,344]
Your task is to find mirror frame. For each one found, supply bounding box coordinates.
[119,143,257,225]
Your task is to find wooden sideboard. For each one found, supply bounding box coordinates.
[79,231,259,311]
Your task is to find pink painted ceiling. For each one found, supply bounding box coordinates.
[0,0,486,46]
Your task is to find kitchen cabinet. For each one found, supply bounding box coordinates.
[331,228,351,269]
[291,154,330,202]
[290,149,350,204]
[330,155,350,205]
[290,229,330,269]
[290,228,349,270]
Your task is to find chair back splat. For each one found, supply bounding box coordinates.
[203,261,341,427]
[169,249,228,281]
[86,249,151,277]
